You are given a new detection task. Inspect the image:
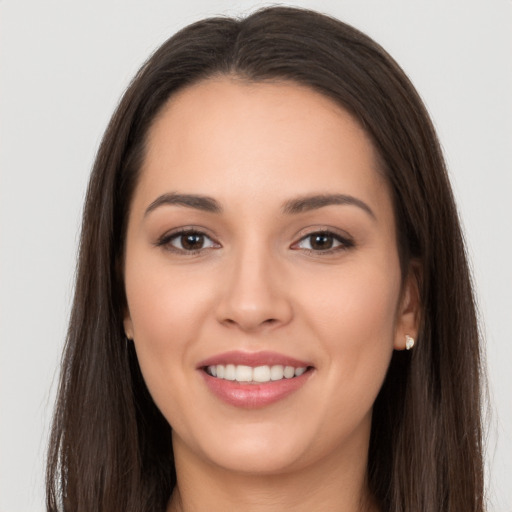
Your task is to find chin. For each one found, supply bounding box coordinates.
[206,443,309,476]
[175,419,316,476]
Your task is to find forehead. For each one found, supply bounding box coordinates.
[135,77,392,219]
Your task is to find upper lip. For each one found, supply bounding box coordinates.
[197,350,312,369]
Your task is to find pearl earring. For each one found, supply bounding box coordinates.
[405,334,415,350]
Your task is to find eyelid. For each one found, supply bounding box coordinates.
[155,226,221,254]
[290,227,355,253]
[154,225,353,255]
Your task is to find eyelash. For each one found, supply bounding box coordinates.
[156,228,220,255]
[156,228,354,256]
[291,230,354,255]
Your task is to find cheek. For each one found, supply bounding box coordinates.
[305,256,400,338]
[125,244,213,337]
[123,252,214,400]
[301,258,401,409]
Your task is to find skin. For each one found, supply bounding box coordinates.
[123,78,420,512]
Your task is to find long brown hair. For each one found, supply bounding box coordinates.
[46,7,485,511]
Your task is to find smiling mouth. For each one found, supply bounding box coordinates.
[204,364,310,383]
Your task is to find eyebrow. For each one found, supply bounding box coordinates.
[282,193,376,219]
[145,193,222,216]
[144,192,375,219]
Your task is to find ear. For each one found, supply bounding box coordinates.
[124,310,134,341]
[394,261,422,350]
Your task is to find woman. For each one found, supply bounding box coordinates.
[46,6,485,512]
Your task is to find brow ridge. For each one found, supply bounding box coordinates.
[145,193,222,216]
[145,192,374,219]
[282,193,375,218]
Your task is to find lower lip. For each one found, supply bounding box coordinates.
[200,369,312,408]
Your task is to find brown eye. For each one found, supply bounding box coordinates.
[293,231,353,253]
[159,230,218,253]
[180,233,205,250]
[309,233,334,250]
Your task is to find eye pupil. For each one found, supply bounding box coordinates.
[181,233,204,250]
[310,233,333,250]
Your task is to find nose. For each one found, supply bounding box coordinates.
[215,245,293,333]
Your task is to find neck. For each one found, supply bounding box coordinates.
[167,431,378,512]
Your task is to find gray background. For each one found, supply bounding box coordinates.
[1,1,511,510]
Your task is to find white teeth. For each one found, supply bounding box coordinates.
[294,367,306,377]
[235,365,253,382]
[270,365,284,380]
[253,365,271,382]
[224,364,236,381]
[284,366,295,378]
[206,364,308,382]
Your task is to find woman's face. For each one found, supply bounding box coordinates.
[123,78,418,475]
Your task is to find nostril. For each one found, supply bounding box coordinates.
[221,316,280,329]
